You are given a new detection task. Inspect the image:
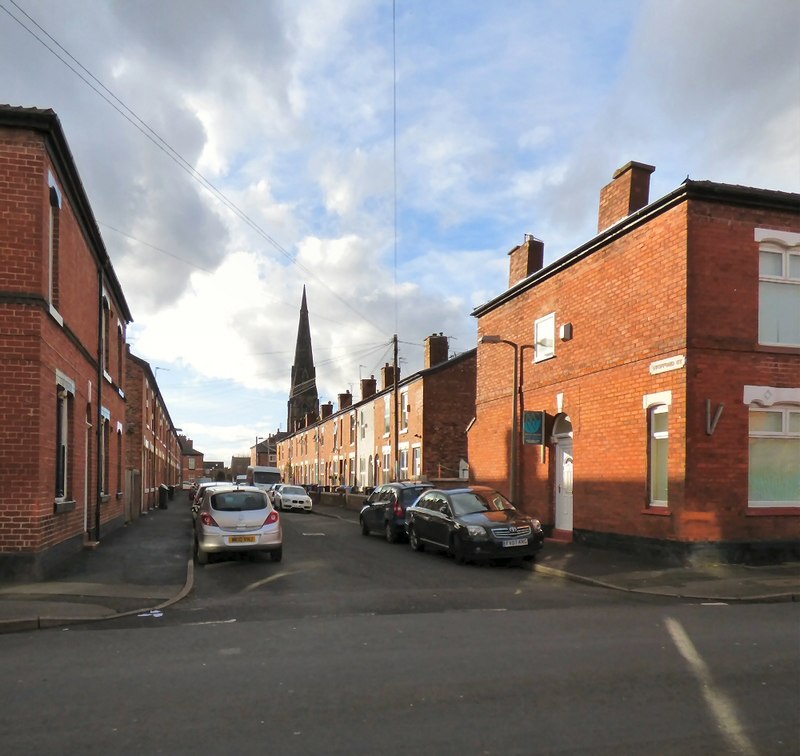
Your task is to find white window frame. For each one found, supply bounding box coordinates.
[756,228,800,348]
[644,391,671,507]
[384,396,391,436]
[746,389,800,507]
[412,444,422,478]
[534,312,556,363]
[400,389,409,432]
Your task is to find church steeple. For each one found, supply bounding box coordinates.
[287,286,319,432]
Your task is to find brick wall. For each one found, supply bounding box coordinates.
[470,183,800,553]
[0,118,128,577]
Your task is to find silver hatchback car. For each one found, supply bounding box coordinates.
[194,485,282,565]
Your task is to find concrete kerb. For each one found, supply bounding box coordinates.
[532,563,799,603]
[0,558,195,634]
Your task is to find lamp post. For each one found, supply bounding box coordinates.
[480,335,519,505]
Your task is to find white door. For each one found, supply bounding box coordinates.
[555,441,574,532]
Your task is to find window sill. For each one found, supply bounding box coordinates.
[641,507,671,516]
[746,507,800,516]
[53,499,76,514]
[100,494,111,504]
[116,491,124,500]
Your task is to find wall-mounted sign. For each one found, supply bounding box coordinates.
[649,355,686,375]
[523,411,545,445]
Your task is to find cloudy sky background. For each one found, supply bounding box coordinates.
[2,0,798,462]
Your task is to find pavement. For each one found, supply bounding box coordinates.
[1,496,798,634]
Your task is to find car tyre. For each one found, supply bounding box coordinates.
[271,547,283,563]
[385,521,398,544]
[360,516,370,536]
[195,538,209,566]
[450,533,466,564]
[408,525,424,552]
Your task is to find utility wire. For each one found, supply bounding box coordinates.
[1,0,388,338]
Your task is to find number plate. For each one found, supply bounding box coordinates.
[503,537,528,548]
[228,535,257,544]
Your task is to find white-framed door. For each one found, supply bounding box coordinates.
[552,414,574,532]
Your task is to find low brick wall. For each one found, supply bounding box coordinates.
[317,491,367,511]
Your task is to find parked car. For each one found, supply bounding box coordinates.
[405,487,544,564]
[273,485,313,512]
[192,480,232,520]
[360,482,433,543]
[194,485,282,565]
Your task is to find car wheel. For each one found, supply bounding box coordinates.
[271,547,283,563]
[450,533,466,564]
[408,525,424,552]
[385,521,398,544]
[195,538,208,565]
[360,516,370,536]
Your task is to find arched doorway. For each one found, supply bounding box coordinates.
[552,414,574,533]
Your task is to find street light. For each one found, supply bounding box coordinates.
[254,435,265,466]
[480,334,519,504]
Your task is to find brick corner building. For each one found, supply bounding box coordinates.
[470,162,800,563]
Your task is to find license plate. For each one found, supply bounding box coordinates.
[228,535,256,544]
[503,537,528,548]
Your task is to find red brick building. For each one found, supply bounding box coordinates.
[470,161,800,562]
[180,436,204,486]
[0,106,133,578]
[125,349,182,516]
[277,334,476,490]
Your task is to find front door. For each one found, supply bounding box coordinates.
[555,440,574,532]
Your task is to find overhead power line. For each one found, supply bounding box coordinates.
[1,0,387,338]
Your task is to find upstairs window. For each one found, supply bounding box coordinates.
[384,396,391,436]
[757,228,800,347]
[400,389,409,431]
[534,312,556,362]
[47,174,62,313]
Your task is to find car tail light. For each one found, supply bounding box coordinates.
[393,501,404,517]
[264,510,279,526]
[200,512,218,527]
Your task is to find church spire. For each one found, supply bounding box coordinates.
[287,286,319,431]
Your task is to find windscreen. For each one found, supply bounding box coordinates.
[211,491,267,511]
[450,491,515,516]
[282,486,306,496]
[253,470,282,485]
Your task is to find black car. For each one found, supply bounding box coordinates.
[359,482,433,543]
[405,487,544,564]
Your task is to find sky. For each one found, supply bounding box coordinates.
[2,0,799,463]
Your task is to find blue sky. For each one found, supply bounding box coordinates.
[2,0,799,462]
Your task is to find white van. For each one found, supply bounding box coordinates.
[246,465,282,492]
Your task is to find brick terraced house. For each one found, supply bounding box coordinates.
[469,161,800,562]
[0,106,133,578]
[278,334,476,490]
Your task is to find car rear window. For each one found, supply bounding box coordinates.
[400,487,429,505]
[211,491,267,511]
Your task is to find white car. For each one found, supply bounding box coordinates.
[273,485,313,512]
[194,485,282,565]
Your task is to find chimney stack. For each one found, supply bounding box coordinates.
[508,234,544,287]
[360,376,377,401]
[598,161,655,233]
[381,363,399,391]
[424,333,449,368]
[338,391,352,411]
[320,402,333,419]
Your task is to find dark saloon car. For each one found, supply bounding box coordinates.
[359,482,433,543]
[405,487,544,563]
